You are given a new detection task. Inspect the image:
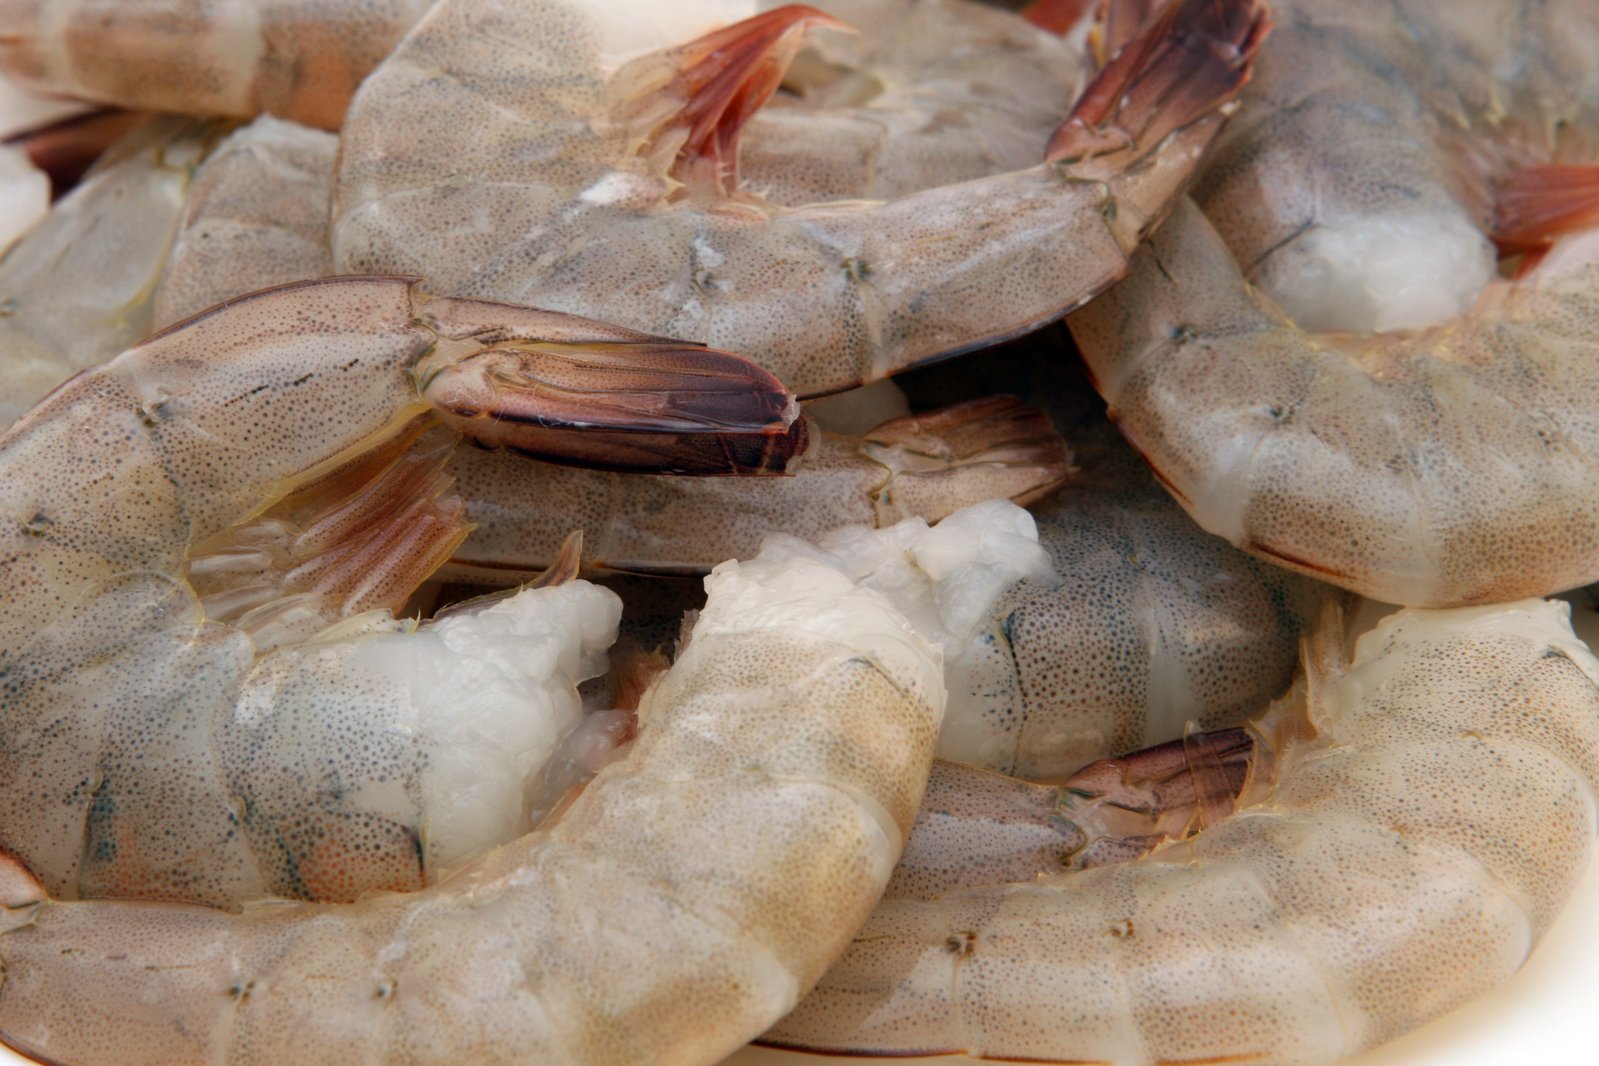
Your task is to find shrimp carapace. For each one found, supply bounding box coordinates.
[333,0,1269,398]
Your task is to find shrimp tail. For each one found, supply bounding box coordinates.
[1491,163,1599,256]
[418,294,809,475]
[1057,725,1259,867]
[862,396,1076,520]
[3,109,147,196]
[1046,0,1270,247]
[646,4,851,197]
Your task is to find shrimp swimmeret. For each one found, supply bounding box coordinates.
[768,598,1599,1064]
[332,0,1268,398]
[0,476,1055,1064]
[0,274,813,912]
[1072,0,1599,608]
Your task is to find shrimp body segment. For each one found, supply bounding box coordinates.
[770,598,1599,1062]
[332,0,1268,398]
[1072,197,1599,607]
[940,432,1322,779]
[0,1,435,129]
[0,276,804,909]
[0,501,1058,1066]
[153,116,338,328]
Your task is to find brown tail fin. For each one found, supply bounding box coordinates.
[1045,0,1269,168]
[862,395,1075,521]
[642,5,848,197]
[420,301,808,476]
[1492,163,1599,256]
[1057,725,1257,868]
[1021,0,1100,35]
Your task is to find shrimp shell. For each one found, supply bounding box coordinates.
[768,598,1599,1062]
[331,0,1268,398]
[0,499,1066,1065]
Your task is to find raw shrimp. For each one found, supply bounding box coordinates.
[0,1,434,130]
[735,0,1091,205]
[1071,194,1599,608]
[0,499,1054,1066]
[152,116,337,327]
[332,0,1268,398]
[1072,0,1599,607]
[769,597,1599,1063]
[0,274,803,910]
[141,125,1072,582]
[941,428,1323,779]
[0,116,222,428]
[446,394,1071,581]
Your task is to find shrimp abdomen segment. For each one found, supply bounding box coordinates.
[1072,198,1599,606]
[770,601,1599,1063]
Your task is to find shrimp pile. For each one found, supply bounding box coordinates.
[7,0,1599,1065]
[0,495,1056,1066]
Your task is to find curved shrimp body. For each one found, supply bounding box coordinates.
[770,598,1599,1062]
[1071,196,1599,607]
[940,432,1322,779]
[0,1,434,130]
[446,393,1071,580]
[138,127,1073,582]
[1068,0,1599,607]
[0,275,804,909]
[332,0,1267,398]
[153,116,338,328]
[0,502,1057,1066]
[0,116,222,429]
[1190,0,1599,336]
[736,0,1090,205]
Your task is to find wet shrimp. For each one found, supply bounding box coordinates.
[442,394,1070,581]
[332,0,1267,398]
[141,121,1073,582]
[0,498,1054,1066]
[0,0,434,130]
[768,597,1599,1063]
[1071,0,1599,607]
[942,428,1323,779]
[0,116,222,428]
[152,117,338,327]
[0,274,806,910]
